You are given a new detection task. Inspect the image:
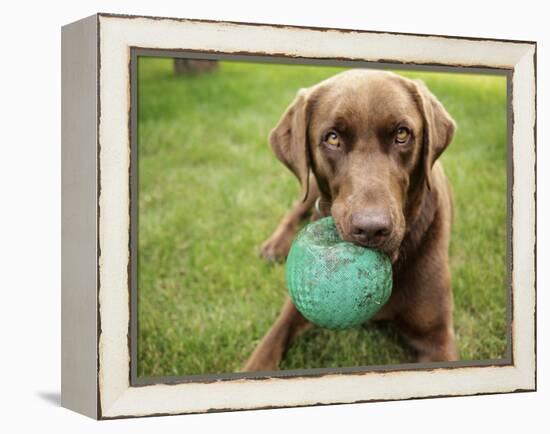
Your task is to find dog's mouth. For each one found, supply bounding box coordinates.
[333,219,401,264]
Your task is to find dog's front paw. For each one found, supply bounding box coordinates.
[242,351,280,373]
[259,230,294,262]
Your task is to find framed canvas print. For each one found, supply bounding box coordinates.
[61,13,536,419]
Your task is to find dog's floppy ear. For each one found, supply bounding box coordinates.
[269,88,311,201]
[413,80,456,190]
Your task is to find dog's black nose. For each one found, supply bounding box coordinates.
[350,209,392,246]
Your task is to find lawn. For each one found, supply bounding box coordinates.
[137,58,508,378]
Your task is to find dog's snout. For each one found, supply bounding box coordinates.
[350,208,392,247]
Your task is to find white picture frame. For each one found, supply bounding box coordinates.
[61,13,536,419]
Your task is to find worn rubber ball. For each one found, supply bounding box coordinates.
[286,217,393,330]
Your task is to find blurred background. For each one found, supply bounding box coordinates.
[137,57,507,378]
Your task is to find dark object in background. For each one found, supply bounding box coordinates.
[173,58,219,75]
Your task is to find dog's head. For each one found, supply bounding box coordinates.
[269,70,455,258]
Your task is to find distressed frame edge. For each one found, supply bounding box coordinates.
[511,44,537,389]
[94,14,536,419]
[95,11,537,46]
[102,384,535,421]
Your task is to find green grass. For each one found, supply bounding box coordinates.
[137,58,508,377]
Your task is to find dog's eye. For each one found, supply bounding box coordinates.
[324,131,341,149]
[395,127,411,144]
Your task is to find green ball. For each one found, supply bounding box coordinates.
[286,217,393,330]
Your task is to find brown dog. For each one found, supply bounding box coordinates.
[244,70,458,372]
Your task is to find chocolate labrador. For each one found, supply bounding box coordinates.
[244,70,458,371]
